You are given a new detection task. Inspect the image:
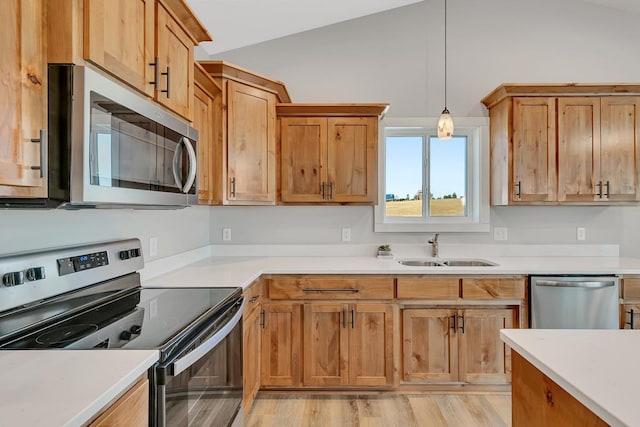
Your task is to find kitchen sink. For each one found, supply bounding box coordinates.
[397,260,443,267]
[397,258,497,267]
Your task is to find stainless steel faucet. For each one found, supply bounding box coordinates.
[428,233,439,257]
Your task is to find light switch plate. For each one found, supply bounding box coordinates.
[494,227,508,241]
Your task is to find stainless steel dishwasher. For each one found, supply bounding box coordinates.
[530,276,619,329]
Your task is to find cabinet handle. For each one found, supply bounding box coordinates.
[30,129,46,178]
[161,66,170,98]
[302,288,360,294]
[596,181,603,198]
[321,182,325,199]
[149,57,159,89]
[605,180,610,198]
[343,308,347,329]
[351,309,355,329]
[329,182,334,199]
[626,309,635,329]
[260,309,266,329]
[450,315,457,332]
[230,177,236,197]
[458,314,465,333]
[515,181,521,199]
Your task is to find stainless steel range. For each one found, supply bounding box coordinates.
[0,239,243,427]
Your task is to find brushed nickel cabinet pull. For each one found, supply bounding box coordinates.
[30,129,46,178]
[260,309,266,329]
[450,315,457,332]
[515,181,521,199]
[230,177,236,197]
[321,182,325,199]
[605,180,610,198]
[329,182,334,199]
[458,314,465,333]
[343,308,347,329]
[161,66,170,98]
[149,57,159,88]
[596,181,603,198]
[626,309,635,329]
[351,309,355,329]
[301,288,360,293]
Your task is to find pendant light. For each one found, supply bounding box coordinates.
[437,0,454,140]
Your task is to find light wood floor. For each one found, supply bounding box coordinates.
[245,393,511,427]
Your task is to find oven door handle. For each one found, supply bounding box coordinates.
[171,298,245,376]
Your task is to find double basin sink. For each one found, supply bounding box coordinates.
[397,258,497,267]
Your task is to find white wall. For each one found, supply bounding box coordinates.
[0,206,211,259]
[207,0,640,256]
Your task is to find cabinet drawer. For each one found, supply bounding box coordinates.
[462,278,525,299]
[622,278,640,299]
[397,277,459,299]
[267,276,394,300]
[243,279,264,318]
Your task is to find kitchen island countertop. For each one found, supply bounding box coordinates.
[501,329,640,427]
[0,350,158,427]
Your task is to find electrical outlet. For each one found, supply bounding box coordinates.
[494,227,508,241]
[222,228,232,242]
[341,227,351,242]
[149,237,158,257]
[577,227,586,241]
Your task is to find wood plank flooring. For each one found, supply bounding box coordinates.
[246,393,511,427]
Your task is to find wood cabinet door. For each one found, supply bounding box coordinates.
[193,84,216,204]
[89,378,148,427]
[303,303,349,386]
[156,3,194,120]
[512,97,557,202]
[227,80,276,204]
[0,0,47,197]
[242,304,261,415]
[84,0,155,97]
[458,308,514,384]
[280,117,327,202]
[261,302,301,387]
[621,304,640,329]
[327,117,378,203]
[349,303,394,386]
[402,309,458,383]
[558,97,601,202]
[600,97,640,202]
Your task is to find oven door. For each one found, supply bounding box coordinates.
[155,298,244,427]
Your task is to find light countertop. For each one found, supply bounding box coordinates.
[142,254,640,289]
[0,350,158,427]
[501,329,640,427]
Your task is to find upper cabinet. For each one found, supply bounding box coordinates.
[199,61,290,205]
[482,84,640,205]
[50,0,211,120]
[0,0,48,198]
[277,104,388,204]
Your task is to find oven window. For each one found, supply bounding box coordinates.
[164,319,242,426]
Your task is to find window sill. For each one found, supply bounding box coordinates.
[374,221,490,233]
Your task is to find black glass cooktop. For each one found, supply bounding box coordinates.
[0,287,240,354]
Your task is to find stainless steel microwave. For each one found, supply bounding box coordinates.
[6,64,198,209]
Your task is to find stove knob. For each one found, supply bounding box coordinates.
[118,250,130,260]
[3,271,24,287]
[25,267,45,281]
[130,325,142,335]
[119,330,132,340]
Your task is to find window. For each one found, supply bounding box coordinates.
[374,117,490,232]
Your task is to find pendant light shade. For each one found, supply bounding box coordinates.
[437,0,453,140]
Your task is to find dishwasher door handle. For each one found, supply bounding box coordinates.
[535,280,616,289]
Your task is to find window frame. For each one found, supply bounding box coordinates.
[374,117,490,233]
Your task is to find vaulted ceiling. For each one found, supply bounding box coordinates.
[187,0,640,56]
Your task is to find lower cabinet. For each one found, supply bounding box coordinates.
[261,302,302,387]
[403,307,515,384]
[89,378,148,427]
[303,303,394,387]
[242,302,262,414]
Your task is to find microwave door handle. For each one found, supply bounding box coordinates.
[171,298,246,376]
[172,138,184,191]
[181,137,197,193]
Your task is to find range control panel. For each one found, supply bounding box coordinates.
[57,251,109,276]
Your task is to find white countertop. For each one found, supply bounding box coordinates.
[0,350,158,427]
[142,254,640,289]
[501,329,640,427]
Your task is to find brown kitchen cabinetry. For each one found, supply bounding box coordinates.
[242,279,264,414]
[89,377,148,427]
[620,277,640,329]
[0,0,48,198]
[482,84,640,205]
[51,0,210,120]
[199,61,290,205]
[303,302,394,387]
[193,63,222,205]
[278,104,388,204]
[260,302,302,387]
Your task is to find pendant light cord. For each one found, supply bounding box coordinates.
[444,0,447,109]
